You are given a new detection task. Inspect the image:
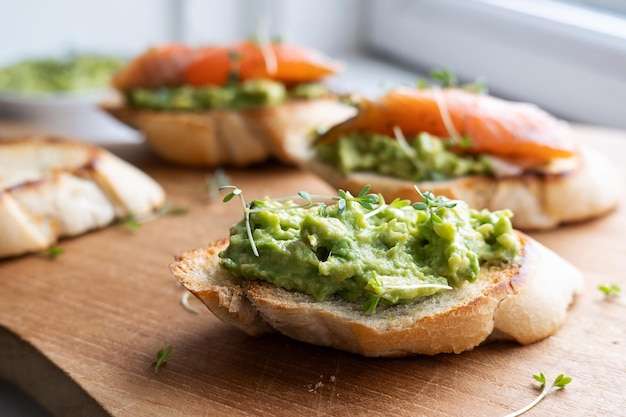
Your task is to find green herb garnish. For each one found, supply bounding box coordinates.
[41,245,64,259]
[412,186,457,224]
[417,68,488,94]
[504,373,572,417]
[598,283,626,302]
[121,214,141,231]
[153,345,173,374]
[430,68,458,88]
[598,284,622,297]
[120,202,189,231]
[167,206,189,215]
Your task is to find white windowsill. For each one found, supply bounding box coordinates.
[364,0,626,130]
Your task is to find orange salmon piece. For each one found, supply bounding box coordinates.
[184,41,342,87]
[317,88,578,164]
[111,43,196,90]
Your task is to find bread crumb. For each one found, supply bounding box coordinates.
[307,381,324,393]
[307,374,336,393]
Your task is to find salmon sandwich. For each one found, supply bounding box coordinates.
[102,40,355,167]
[293,86,621,230]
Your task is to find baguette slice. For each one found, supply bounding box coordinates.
[295,146,621,230]
[102,97,355,167]
[170,234,583,357]
[0,136,166,258]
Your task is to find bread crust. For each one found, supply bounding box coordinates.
[101,98,355,167]
[0,137,166,258]
[296,146,621,230]
[170,234,583,357]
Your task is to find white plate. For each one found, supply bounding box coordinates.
[0,89,142,144]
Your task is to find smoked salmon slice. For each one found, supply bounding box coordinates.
[316,87,578,164]
[111,43,195,90]
[184,41,343,87]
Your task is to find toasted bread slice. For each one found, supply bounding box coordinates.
[0,137,166,258]
[294,146,621,230]
[102,97,355,167]
[170,234,583,357]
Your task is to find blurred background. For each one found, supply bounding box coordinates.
[0,0,624,415]
[0,0,625,143]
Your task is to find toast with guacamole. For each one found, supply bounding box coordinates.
[293,85,621,230]
[101,41,354,167]
[170,186,582,357]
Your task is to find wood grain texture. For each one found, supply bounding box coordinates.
[0,124,625,416]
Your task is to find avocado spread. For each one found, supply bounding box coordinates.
[0,55,125,94]
[219,188,520,312]
[125,80,329,111]
[316,132,493,182]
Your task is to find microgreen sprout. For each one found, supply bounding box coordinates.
[338,185,379,214]
[504,373,572,417]
[41,245,64,259]
[120,201,189,232]
[412,186,457,224]
[220,185,259,256]
[430,68,458,88]
[153,345,173,374]
[167,206,189,215]
[121,213,141,231]
[598,283,622,301]
[418,68,488,94]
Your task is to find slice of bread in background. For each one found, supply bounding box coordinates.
[297,146,621,230]
[102,97,355,167]
[0,137,166,258]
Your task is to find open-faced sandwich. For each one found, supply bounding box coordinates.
[0,136,166,258]
[102,40,355,167]
[292,85,621,230]
[170,186,583,357]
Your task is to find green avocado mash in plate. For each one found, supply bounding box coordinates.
[0,54,125,95]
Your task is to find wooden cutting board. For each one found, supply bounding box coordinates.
[0,123,624,416]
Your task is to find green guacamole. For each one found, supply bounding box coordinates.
[219,190,520,312]
[316,132,493,182]
[0,55,125,94]
[125,80,329,111]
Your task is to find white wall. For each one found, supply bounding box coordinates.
[0,0,176,64]
[0,0,364,65]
